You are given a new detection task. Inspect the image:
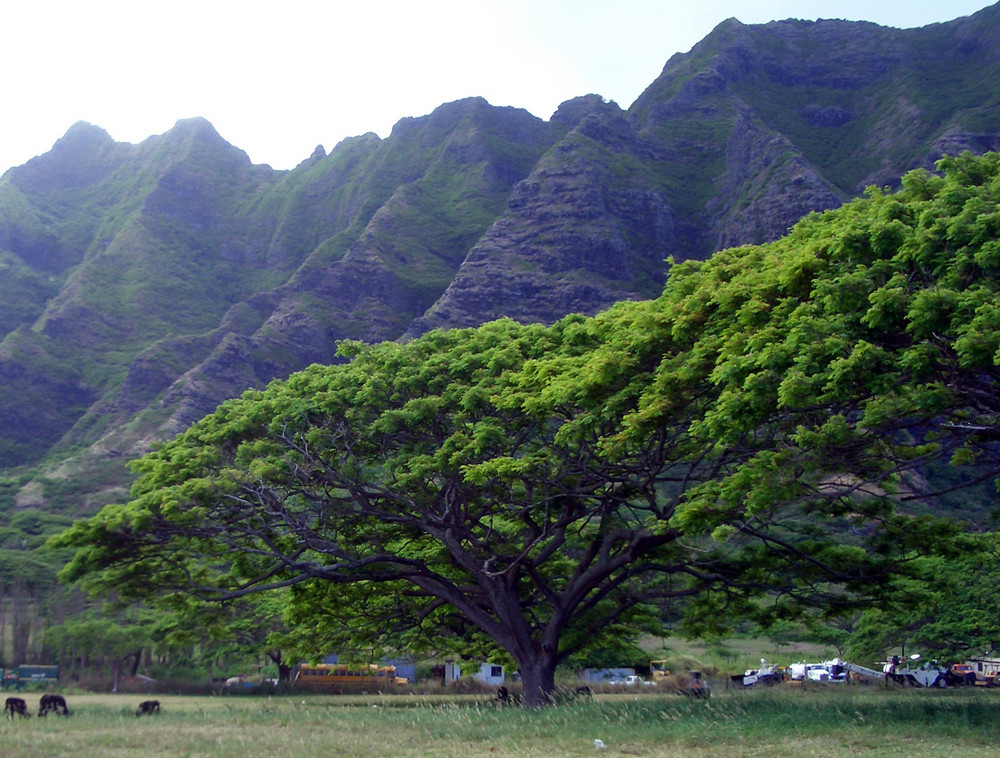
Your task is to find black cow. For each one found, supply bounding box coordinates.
[38,693,69,716]
[4,697,30,719]
[136,699,160,716]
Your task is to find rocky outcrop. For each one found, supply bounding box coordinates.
[707,107,845,249]
[408,103,678,335]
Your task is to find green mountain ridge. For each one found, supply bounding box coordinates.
[1,4,999,516]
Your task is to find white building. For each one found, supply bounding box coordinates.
[444,661,505,686]
[966,656,1000,678]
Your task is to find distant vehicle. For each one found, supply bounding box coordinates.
[734,654,967,689]
[883,655,949,688]
[949,664,978,686]
[612,675,655,687]
[0,665,59,691]
[954,657,1000,686]
[222,674,276,692]
[732,660,784,687]
[649,660,671,684]
[294,663,407,691]
[788,659,846,684]
[688,670,710,698]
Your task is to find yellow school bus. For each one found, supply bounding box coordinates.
[293,663,407,691]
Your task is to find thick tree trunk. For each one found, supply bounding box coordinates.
[277,663,291,683]
[128,648,142,677]
[516,652,558,707]
[267,649,292,683]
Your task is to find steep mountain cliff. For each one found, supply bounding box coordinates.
[1,4,999,515]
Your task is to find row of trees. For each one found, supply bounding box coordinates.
[0,549,60,666]
[0,503,281,684]
[54,153,1000,705]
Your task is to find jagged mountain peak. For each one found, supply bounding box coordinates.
[386,97,545,151]
[138,117,256,173]
[54,120,115,151]
[550,95,623,128]
[6,120,125,192]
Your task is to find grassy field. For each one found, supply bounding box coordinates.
[2,687,999,757]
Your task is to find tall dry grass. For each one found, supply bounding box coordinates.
[1,686,998,757]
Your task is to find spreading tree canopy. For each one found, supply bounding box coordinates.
[844,532,1000,664]
[54,152,1000,704]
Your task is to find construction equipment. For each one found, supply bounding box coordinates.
[736,653,964,690]
[789,659,846,683]
[649,660,671,683]
[790,657,890,683]
[954,658,1000,686]
[949,664,978,685]
[840,659,886,682]
[784,655,955,688]
[731,659,784,687]
[688,670,710,698]
[882,655,950,688]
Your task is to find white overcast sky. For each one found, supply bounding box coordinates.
[1,0,993,174]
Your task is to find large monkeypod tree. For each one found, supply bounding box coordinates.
[54,152,1000,705]
[56,318,740,706]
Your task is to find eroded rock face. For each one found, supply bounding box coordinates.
[408,107,679,335]
[706,108,845,251]
[3,5,1000,510]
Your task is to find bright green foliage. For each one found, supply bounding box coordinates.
[0,548,58,591]
[53,152,1000,704]
[845,533,1000,663]
[56,319,691,704]
[611,153,1000,548]
[41,610,151,686]
[43,613,149,660]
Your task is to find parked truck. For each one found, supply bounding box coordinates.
[956,657,1000,686]
[788,659,846,683]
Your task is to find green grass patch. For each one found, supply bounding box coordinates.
[0,689,997,757]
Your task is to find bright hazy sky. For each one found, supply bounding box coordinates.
[1,0,993,174]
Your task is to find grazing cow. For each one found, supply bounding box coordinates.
[38,693,69,716]
[136,699,160,716]
[4,697,30,719]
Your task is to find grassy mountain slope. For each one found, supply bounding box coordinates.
[1,4,999,517]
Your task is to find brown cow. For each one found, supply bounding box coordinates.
[4,697,30,719]
[38,693,69,716]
